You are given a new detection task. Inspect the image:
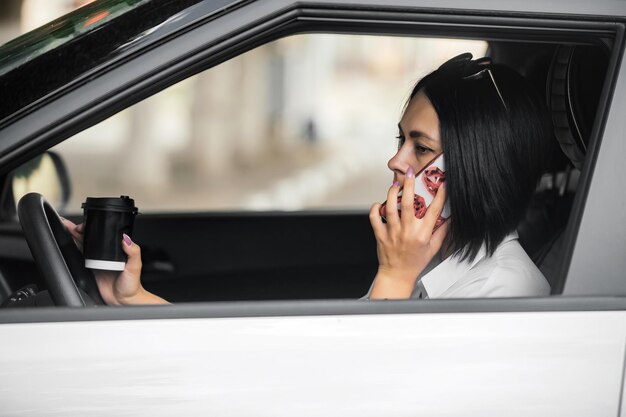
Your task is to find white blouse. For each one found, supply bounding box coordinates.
[415,232,550,299]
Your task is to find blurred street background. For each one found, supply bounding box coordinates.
[1,0,486,213]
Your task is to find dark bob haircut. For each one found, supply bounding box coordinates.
[409,53,552,261]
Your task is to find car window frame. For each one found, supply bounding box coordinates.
[0,0,624,320]
[2,297,626,324]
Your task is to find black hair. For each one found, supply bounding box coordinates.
[409,58,552,261]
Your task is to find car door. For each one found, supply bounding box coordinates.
[1,301,626,416]
[0,0,625,415]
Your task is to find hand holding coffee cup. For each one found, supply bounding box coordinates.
[63,196,167,305]
[82,195,138,271]
[63,215,169,305]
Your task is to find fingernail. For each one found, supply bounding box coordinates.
[407,167,414,178]
[392,181,400,187]
[123,234,132,246]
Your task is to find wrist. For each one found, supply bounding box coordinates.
[117,287,170,305]
[116,287,144,305]
[369,269,417,299]
[377,266,420,285]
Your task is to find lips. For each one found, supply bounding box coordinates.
[422,166,445,196]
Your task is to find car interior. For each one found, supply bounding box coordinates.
[493,41,609,294]
[0,30,611,306]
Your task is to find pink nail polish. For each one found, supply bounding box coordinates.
[123,234,132,246]
[393,181,400,187]
[407,167,414,178]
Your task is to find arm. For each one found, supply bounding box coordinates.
[368,168,448,300]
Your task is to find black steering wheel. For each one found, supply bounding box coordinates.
[17,193,104,306]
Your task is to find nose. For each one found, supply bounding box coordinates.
[387,145,411,182]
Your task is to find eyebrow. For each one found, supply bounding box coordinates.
[398,123,438,144]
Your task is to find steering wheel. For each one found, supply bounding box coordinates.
[17,193,104,306]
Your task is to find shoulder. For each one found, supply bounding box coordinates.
[472,238,551,297]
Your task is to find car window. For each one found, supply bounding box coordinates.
[40,34,487,213]
[2,0,621,311]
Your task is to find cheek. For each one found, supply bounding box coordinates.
[414,154,435,172]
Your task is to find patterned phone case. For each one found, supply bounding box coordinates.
[380,153,450,230]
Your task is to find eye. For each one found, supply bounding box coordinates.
[396,135,405,150]
[415,144,432,155]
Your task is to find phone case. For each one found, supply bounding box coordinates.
[380,153,450,230]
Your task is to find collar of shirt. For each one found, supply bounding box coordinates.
[419,231,519,298]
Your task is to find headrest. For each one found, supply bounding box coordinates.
[547,45,609,170]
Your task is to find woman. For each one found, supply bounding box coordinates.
[64,53,551,304]
[367,53,551,299]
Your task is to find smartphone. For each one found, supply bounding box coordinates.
[380,153,450,231]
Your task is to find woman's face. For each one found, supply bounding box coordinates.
[388,90,442,183]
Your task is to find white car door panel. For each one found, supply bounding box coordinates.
[1,310,624,416]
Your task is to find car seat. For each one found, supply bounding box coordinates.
[517,44,609,293]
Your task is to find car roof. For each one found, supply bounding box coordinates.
[0,0,244,123]
[0,0,149,78]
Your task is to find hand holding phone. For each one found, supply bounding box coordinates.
[380,153,450,231]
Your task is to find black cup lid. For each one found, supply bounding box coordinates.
[81,195,138,214]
